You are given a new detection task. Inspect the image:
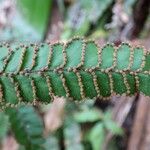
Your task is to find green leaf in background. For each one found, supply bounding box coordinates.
[44,135,59,150]
[6,106,45,150]
[124,0,137,15]
[0,112,9,139]
[62,0,113,39]
[16,0,52,41]
[74,109,102,123]
[80,0,113,23]
[0,0,52,42]
[64,119,84,150]
[104,119,124,136]
[88,122,105,150]
[103,110,124,136]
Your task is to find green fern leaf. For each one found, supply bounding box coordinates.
[0,112,9,139]
[6,106,45,150]
[0,37,149,109]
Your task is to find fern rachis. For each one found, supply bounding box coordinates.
[0,37,150,109]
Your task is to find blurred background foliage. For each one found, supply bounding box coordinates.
[0,0,149,150]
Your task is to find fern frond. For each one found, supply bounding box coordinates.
[6,106,45,149]
[0,37,149,109]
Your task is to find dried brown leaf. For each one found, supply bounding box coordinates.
[2,135,18,150]
[44,97,66,134]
